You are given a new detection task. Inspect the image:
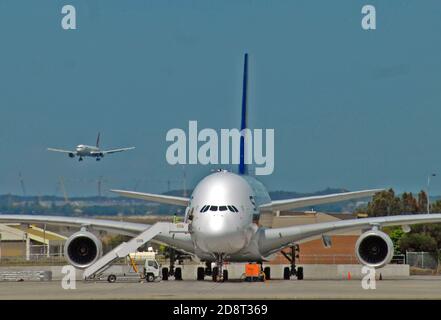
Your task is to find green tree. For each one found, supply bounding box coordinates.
[399,233,437,252]
[430,200,441,214]
[401,192,418,214]
[417,190,428,213]
[366,189,401,217]
[386,227,405,253]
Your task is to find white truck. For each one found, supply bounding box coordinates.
[142,257,162,282]
[106,250,162,283]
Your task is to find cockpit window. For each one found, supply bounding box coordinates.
[201,205,238,212]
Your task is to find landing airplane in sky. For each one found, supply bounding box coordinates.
[2,54,441,282]
[47,133,135,161]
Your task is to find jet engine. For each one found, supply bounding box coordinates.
[64,231,103,269]
[355,229,394,268]
[68,153,75,158]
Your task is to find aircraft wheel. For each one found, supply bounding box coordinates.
[175,267,182,280]
[222,270,228,282]
[264,267,271,280]
[197,267,205,281]
[283,267,290,280]
[107,274,116,283]
[297,267,304,280]
[146,274,155,282]
[162,268,169,281]
[212,267,219,282]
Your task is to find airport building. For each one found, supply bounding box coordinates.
[0,224,66,260]
[260,211,361,265]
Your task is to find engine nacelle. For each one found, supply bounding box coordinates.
[64,231,103,269]
[68,153,75,158]
[355,229,394,268]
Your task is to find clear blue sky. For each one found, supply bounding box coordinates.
[1,1,441,196]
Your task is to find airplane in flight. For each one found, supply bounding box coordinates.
[2,54,441,282]
[47,133,135,161]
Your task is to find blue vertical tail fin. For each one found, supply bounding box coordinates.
[239,53,248,175]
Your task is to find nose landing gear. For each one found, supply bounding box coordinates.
[78,157,83,162]
[212,254,227,282]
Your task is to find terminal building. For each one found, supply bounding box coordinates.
[259,211,361,265]
[0,224,66,260]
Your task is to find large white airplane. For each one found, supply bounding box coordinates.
[47,133,135,161]
[2,54,441,282]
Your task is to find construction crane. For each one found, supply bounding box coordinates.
[182,166,187,197]
[59,177,69,204]
[18,172,26,196]
[97,176,103,197]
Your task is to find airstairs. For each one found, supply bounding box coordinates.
[83,222,189,280]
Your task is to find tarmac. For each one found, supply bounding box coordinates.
[0,276,441,299]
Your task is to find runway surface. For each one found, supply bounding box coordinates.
[0,276,440,299]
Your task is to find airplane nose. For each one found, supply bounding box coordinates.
[193,213,248,254]
[207,214,226,234]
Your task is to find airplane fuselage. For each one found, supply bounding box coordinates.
[182,170,271,262]
[75,144,101,157]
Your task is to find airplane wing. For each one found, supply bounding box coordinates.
[259,189,384,211]
[111,189,190,206]
[0,215,195,255]
[47,148,75,154]
[0,215,148,236]
[259,213,441,255]
[100,147,136,154]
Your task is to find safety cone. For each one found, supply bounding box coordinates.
[347,272,351,280]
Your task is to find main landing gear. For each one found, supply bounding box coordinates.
[78,157,83,162]
[161,247,183,281]
[281,244,303,280]
[197,261,211,281]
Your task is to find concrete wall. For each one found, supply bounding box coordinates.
[179,264,409,280]
[303,264,409,280]
[0,264,409,281]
